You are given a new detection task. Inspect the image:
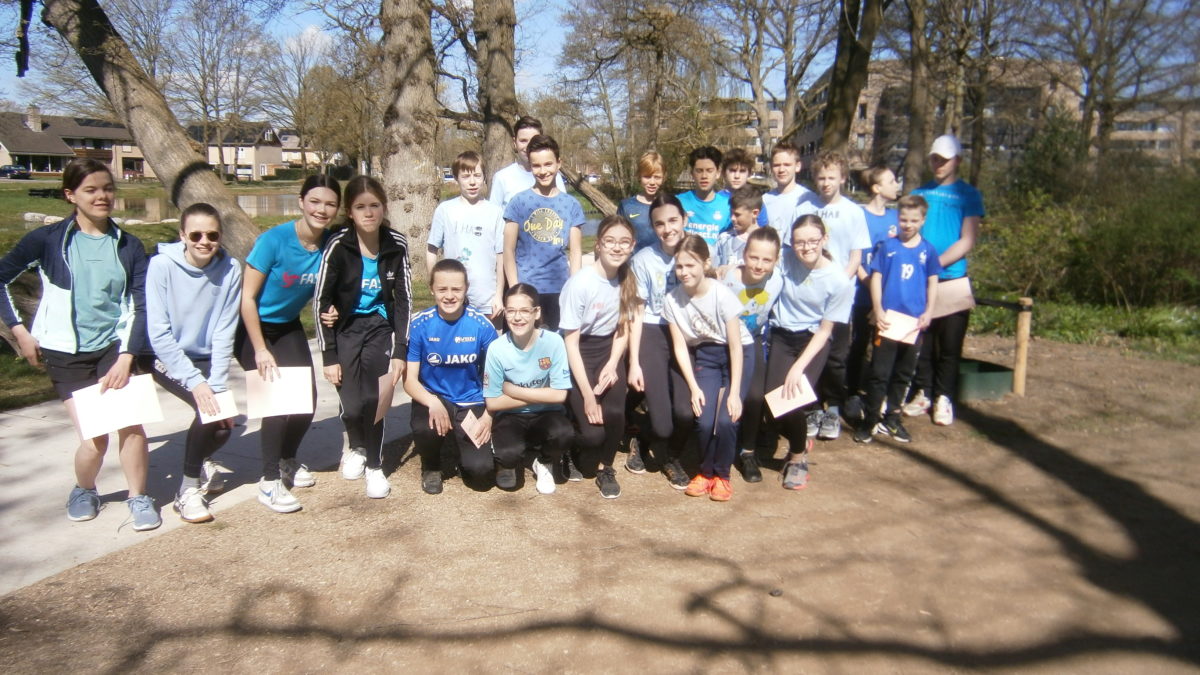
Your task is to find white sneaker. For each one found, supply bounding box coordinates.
[531,458,556,495]
[902,390,931,417]
[174,487,213,523]
[341,449,366,480]
[365,467,391,499]
[257,479,301,513]
[932,395,954,426]
[200,459,226,493]
[280,458,316,488]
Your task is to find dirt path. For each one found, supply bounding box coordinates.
[1,336,1198,673]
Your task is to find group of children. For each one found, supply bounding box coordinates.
[0,115,983,526]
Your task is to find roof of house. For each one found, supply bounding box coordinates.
[0,111,134,156]
[185,121,282,147]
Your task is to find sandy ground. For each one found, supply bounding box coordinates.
[1,335,1198,673]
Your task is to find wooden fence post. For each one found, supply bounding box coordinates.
[1013,297,1033,396]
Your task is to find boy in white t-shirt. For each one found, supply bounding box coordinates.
[488,115,566,210]
[761,140,816,244]
[428,151,506,319]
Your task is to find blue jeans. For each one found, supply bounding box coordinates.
[692,343,754,479]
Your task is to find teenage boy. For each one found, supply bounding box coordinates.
[489,115,566,210]
[677,146,731,249]
[795,151,870,440]
[502,134,584,331]
[715,185,763,270]
[718,148,768,227]
[904,135,983,426]
[761,141,815,243]
[428,151,505,320]
[854,195,941,444]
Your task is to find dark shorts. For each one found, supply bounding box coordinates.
[41,342,124,401]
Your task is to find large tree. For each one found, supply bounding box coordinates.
[820,0,892,151]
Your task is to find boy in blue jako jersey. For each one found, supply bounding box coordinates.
[715,185,764,271]
[854,195,941,444]
[503,135,585,331]
[428,151,506,320]
[677,146,731,249]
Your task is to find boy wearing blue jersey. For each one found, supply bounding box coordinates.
[855,196,941,443]
[406,260,499,494]
[677,146,731,249]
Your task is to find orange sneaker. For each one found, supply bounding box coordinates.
[709,477,733,502]
[684,474,713,497]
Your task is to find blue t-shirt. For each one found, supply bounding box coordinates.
[911,179,985,280]
[503,189,586,296]
[355,255,385,316]
[677,190,731,249]
[482,329,572,415]
[68,230,124,351]
[770,254,854,332]
[617,196,658,252]
[631,243,678,325]
[869,237,943,318]
[856,207,899,307]
[246,221,325,324]
[407,306,498,406]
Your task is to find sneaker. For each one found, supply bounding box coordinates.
[852,421,875,444]
[341,448,366,480]
[200,459,226,493]
[531,458,557,495]
[280,458,316,488]
[66,486,100,522]
[817,409,841,440]
[624,438,646,474]
[684,474,713,497]
[709,477,733,502]
[903,390,931,417]
[844,395,865,422]
[805,410,823,437]
[421,470,443,495]
[739,451,763,483]
[562,453,583,482]
[496,467,518,490]
[174,487,213,523]
[782,456,810,490]
[125,494,162,531]
[365,467,391,498]
[880,415,912,442]
[932,395,954,426]
[663,458,689,490]
[596,467,621,499]
[257,478,301,513]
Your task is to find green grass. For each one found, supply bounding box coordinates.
[0,353,57,410]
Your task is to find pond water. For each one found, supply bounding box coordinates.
[113,193,302,222]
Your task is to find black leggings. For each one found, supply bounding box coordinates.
[333,313,392,469]
[764,328,830,452]
[638,322,693,458]
[846,293,874,395]
[143,356,231,479]
[913,306,970,401]
[818,321,851,408]
[236,319,316,481]
[567,333,627,474]
[738,332,769,451]
[865,335,922,423]
[411,396,492,481]
[491,410,573,469]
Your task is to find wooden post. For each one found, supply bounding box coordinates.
[1013,297,1033,396]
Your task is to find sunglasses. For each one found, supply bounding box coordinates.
[187,231,221,243]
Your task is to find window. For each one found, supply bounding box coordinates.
[1157,140,1174,150]
[856,133,866,150]
[858,104,868,120]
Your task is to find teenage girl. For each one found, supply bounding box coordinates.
[315,176,412,500]
[144,203,241,523]
[559,215,640,499]
[628,193,693,490]
[846,166,900,420]
[238,174,340,513]
[405,259,498,495]
[483,284,574,494]
[766,215,854,490]
[616,151,666,252]
[0,158,158,530]
[662,235,753,502]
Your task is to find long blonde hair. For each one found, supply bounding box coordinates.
[594,215,642,330]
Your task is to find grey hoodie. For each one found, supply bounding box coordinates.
[145,241,242,392]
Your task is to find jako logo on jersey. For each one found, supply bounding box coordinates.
[454,335,476,343]
[538,357,551,370]
[445,354,477,364]
[427,353,442,365]
[428,336,440,342]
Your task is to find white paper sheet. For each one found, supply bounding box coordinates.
[931,276,975,319]
[764,377,817,419]
[459,409,485,448]
[879,309,920,344]
[245,367,314,419]
[198,390,240,424]
[72,374,164,439]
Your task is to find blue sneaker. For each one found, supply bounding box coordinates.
[125,494,162,531]
[782,456,810,490]
[66,486,100,521]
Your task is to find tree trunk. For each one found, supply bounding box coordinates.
[903,0,929,191]
[379,0,441,283]
[968,77,987,185]
[560,166,616,217]
[473,0,518,187]
[40,0,258,259]
[820,0,888,152]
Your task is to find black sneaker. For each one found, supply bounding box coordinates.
[421,470,443,495]
[496,467,518,490]
[852,421,875,444]
[663,458,689,490]
[596,467,621,498]
[880,415,912,443]
[739,451,763,483]
[844,395,866,421]
[625,438,647,474]
[562,453,583,482]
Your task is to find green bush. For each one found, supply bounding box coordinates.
[271,168,305,180]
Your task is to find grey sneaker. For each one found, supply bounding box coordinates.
[562,454,583,482]
[200,459,226,493]
[817,409,841,440]
[66,486,100,522]
[596,467,621,499]
[421,470,443,495]
[782,457,810,490]
[280,458,316,488]
[125,494,162,531]
[174,487,213,523]
[805,411,823,437]
[663,458,689,490]
[624,438,646,474]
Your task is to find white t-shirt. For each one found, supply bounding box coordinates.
[721,266,783,338]
[762,185,816,244]
[794,196,871,269]
[429,196,505,310]
[558,266,621,336]
[663,282,753,347]
[488,162,567,210]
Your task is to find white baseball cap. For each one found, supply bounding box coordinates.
[929,134,961,159]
